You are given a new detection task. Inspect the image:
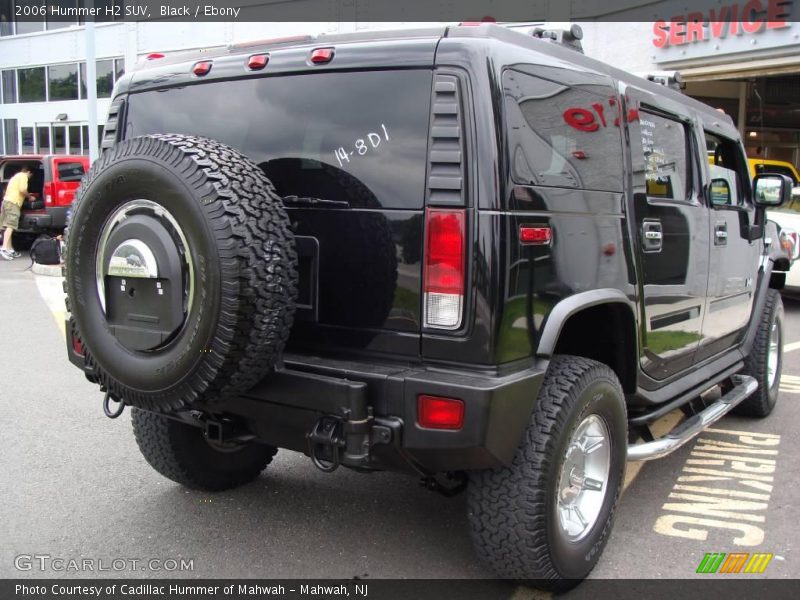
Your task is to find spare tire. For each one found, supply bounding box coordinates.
[65,134,297,412]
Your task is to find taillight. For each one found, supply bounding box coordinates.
[780,228,799,260]
[44,181,55,205]
[417,395,464,430]
[424,208,465,329]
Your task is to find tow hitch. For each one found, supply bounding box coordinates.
[307,400,381,473]
[102,389,126,419]
[307,416,347,472]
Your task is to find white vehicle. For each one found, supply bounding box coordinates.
[768,194,800,292]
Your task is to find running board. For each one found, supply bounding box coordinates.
[627,374,757,461]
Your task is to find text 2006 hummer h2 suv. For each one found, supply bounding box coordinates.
[64,24,794,587]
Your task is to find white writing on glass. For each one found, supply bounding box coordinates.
[334,124,390,167]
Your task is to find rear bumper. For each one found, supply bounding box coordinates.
[229,353,545,472]
[66,332,545,472]
[19,206,69,231]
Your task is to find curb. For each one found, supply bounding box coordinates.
[32,262,63,277]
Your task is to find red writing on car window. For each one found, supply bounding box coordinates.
[563,97,639,132]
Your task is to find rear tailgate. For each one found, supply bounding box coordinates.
[123,63,435,359]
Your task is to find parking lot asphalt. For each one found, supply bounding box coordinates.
[0,253,798,593]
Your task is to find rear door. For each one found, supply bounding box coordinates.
[124,68,433,358]
[625,87,710,380]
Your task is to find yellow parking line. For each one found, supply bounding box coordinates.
[34,274,66,338]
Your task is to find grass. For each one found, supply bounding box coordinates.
[645,330,702,355]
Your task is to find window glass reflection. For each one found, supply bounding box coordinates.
[126,70,433,209]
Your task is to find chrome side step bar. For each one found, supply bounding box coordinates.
[627,374,757,461]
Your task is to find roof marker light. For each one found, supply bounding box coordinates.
[310,48,334,64]
[247,54,269,70]
[192,61,212,76]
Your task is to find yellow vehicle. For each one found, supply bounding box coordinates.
[706,155,799,185]
[748,158,800,185]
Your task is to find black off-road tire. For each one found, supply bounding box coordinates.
[736,289,783,417]
[468,356,627,590]
[64,135,297,412]
[131,408,277,491]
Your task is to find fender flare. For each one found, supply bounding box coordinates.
[536,289,637,357]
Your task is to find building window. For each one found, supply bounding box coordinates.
[48,63,79,101]
[3,119,18,153]
[18,67,46,102]
[90,1,125,22]
[97,59,115,97]
[13,1,45,35]
[2,119,17,153]
[36,125,50,153]
[21,127,34,153]
[52,125,67,154]
[69,125,81,154]
[1,69,16,103]
[46,1,80,30]
[0,0,12,36]
[80,58,122,99]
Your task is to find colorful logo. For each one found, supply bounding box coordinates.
[696,552,773,574]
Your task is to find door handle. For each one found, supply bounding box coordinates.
[642,220,663,252]
[715,222,728,246]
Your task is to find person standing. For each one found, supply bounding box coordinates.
[1,165,33,260]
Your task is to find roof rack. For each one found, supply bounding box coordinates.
[644,71,684,92]
[531,24,584,53]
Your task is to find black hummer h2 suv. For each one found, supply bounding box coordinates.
[64,24,794,588]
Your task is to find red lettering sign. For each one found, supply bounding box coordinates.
[652,0,791,48]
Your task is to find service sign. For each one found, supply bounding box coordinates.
[651,0,800,64]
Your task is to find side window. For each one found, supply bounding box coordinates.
[708,163,738,206]
[503,68,624,192]
[705,132,748,207]
[638,111,689,200]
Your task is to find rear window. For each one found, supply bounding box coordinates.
[125,70,433,209]
[56,162,86,182]
[503,67,624,193]
[2,161,41,179]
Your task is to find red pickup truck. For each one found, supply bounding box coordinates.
[0,154,89,234]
